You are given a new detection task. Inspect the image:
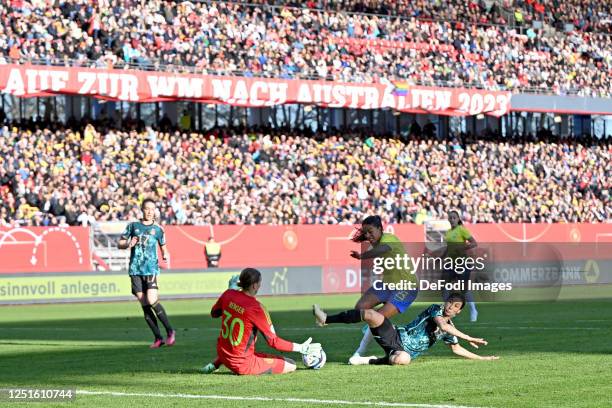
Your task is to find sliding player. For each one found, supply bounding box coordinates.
[313,292,498,365]
[202,268,321,375]
[346,215,418,362]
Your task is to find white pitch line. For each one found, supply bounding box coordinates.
[77,390,486,408]
[576,319,612,322]
[492,326,606,331]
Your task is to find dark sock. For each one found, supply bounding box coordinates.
[325,309,362,324]
[368,356,390,365]
[152,302,174,334]
[142,304,162,340]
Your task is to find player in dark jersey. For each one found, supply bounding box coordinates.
[201,268,321,375]
[313,292,498,365]
[118,198,175,349]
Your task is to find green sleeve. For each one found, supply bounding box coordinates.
[461,226,472,240]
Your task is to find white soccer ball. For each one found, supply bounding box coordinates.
[302,349,326,370]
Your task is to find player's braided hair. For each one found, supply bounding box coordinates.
[351,215,383,242]
[238,268,262,289]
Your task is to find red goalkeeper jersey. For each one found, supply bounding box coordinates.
[211,289,293,369]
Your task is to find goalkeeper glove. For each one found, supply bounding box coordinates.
[200,362,218,374]
[228,275,240,290]
[292,337,322,354]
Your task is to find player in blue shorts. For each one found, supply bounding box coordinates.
[343,215,418,362]
[118,198,175,349]
[313,292,498,365]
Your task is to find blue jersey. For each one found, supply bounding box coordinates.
[121,221,166,276]
[397,304,458,359]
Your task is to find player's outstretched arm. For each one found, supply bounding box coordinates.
[253,304,321,353]
[448,343,499,361]
[258,323,321,354]
[292,337,322,355]
[433,316,487,345]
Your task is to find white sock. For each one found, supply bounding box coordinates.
[468,302,478,314]
[355,328,373,355]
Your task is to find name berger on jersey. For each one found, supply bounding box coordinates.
[229,302,245,315]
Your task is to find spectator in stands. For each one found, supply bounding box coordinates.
[0,1,610,96]
[0,122,608,227]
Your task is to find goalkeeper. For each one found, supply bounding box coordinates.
[201,268,321,375]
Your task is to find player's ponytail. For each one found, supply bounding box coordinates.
[351,215,383,242]
[237,268,262,290]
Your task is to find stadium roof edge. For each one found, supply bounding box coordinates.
[511,94,612,115]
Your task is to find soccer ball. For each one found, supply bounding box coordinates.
[302,349,326,370]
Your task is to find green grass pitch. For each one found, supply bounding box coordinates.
[1,294,610,408]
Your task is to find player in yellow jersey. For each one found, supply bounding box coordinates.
[344,215,418,362]
[444,210,478,321]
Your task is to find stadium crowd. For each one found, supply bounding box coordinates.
[260,0,612,33]
[0,121,609,227]
[0,1,610,96]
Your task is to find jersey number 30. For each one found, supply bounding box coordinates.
[221,310,245,346]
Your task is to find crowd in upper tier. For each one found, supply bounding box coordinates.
[258,0,611,33]
[1,120,609,227]
[0,1,610,96]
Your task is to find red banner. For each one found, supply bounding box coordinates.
[0,64,511,116]
[467,223,609,244]
[163,224,423,270]
[322,266,362,294]
[163,223,610,269]
[0,224,609,273]
[0,226,91,273]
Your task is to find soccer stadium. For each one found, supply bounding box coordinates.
[0,1,610,407]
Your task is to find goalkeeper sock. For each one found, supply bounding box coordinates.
[152,302,174,334]
[368,356,390,365]
[325,309,362,324]
[142,304,162,340]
